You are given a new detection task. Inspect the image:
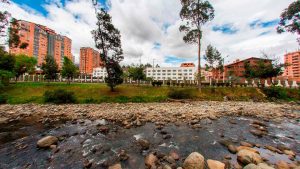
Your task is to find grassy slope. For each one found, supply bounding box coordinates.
[0,82,271,104]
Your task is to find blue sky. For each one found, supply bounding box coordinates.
[3,0,298,66]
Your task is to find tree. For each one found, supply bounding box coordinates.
[0,0,10,40]
[92,8,124,91]
[0,51,15,86]
[277,0,300,44]
[62,56,78,84]
[41,55,59,82]
[8,18,28,49]
[14,54,37,82]
[243,53,286,85]
[179,0,215,90]
[204,45,223,81]
[128,66,146,85]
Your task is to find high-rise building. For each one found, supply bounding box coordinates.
[9,20,72,69]
[283,51,300,82]
[80,47,102,74]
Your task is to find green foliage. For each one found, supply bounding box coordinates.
[128,66,146,82]
[104,59,123,91]
[44,89,77,104]
[0,52,15,86]
[204,45,223,78]
[8,18,21,48]
[41,55,59,81]
[277,0,300,44]
[0,94,8,104]
[179,0,215,44]
[92,8,124,91]
[152,81,163,87]
[262,87,288,100]
[61,56,78,84]
[243,54,285,81]
[14,54,37,80]
[168,88,195,100]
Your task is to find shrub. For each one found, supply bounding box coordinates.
[262,87,288,100]
[152,81,163,87]
[168,89,195,100]
[44,89,77,104]
[0,94,8,104]
[167,81,171,87]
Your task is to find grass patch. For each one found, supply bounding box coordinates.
[262,87,300,101]
[1,82,288,104]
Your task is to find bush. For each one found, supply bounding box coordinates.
[168,89,195,100]
[167,81,171,87]
[262,87,288,100]
[0,94,8,104]
[44,89,77,104]
[152,81,163,87]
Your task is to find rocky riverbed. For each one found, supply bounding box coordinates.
[0,102,299,169]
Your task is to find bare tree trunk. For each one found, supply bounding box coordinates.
[197,33,201,91]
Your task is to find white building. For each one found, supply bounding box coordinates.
[93,67,107,78]
[146,63,197,82]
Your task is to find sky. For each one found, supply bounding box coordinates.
[1,0,299,66]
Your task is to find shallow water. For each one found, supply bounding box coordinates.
[0,116,299,169]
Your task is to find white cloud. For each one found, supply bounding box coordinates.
[0,0,299,66]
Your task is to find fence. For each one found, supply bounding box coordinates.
[12,74,300,89]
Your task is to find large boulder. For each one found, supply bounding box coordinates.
[243,164,260,169]
[228,144,238,154]
[0,117,9,125]
[207,159,225,169]
[145,153,157,169]
[108,163,122,169]
[275,161,289,169]
[258,163,275,169]
[237,149,262,165]
[138,138,150,150]
[37,136,58,148]
[183,152,205,169]
[237,146,260,154]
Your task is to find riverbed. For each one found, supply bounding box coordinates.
[0,114,299,169]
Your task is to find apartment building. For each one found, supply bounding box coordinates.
[93,67,107,78]
[283,51,300,82]
[80,47,103,74]
[9,20,72,68]
[213,57,272,81]
[146,63,197,82]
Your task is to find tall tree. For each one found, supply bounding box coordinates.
[61,56,78,84]
[179,0,215,90]
[92,8,124,91]
[277,0,300,44]
[14,54,37,81]
[0,51,15,86]
[128,66,146,85]
[41,55,59,82]
[204,45,223,80]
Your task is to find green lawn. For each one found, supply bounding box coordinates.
[0,82,274,104]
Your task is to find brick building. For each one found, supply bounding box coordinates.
[80,47,103,74]
[282,51,300,82]
[213,57,272,82]
[9,20,72,69]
